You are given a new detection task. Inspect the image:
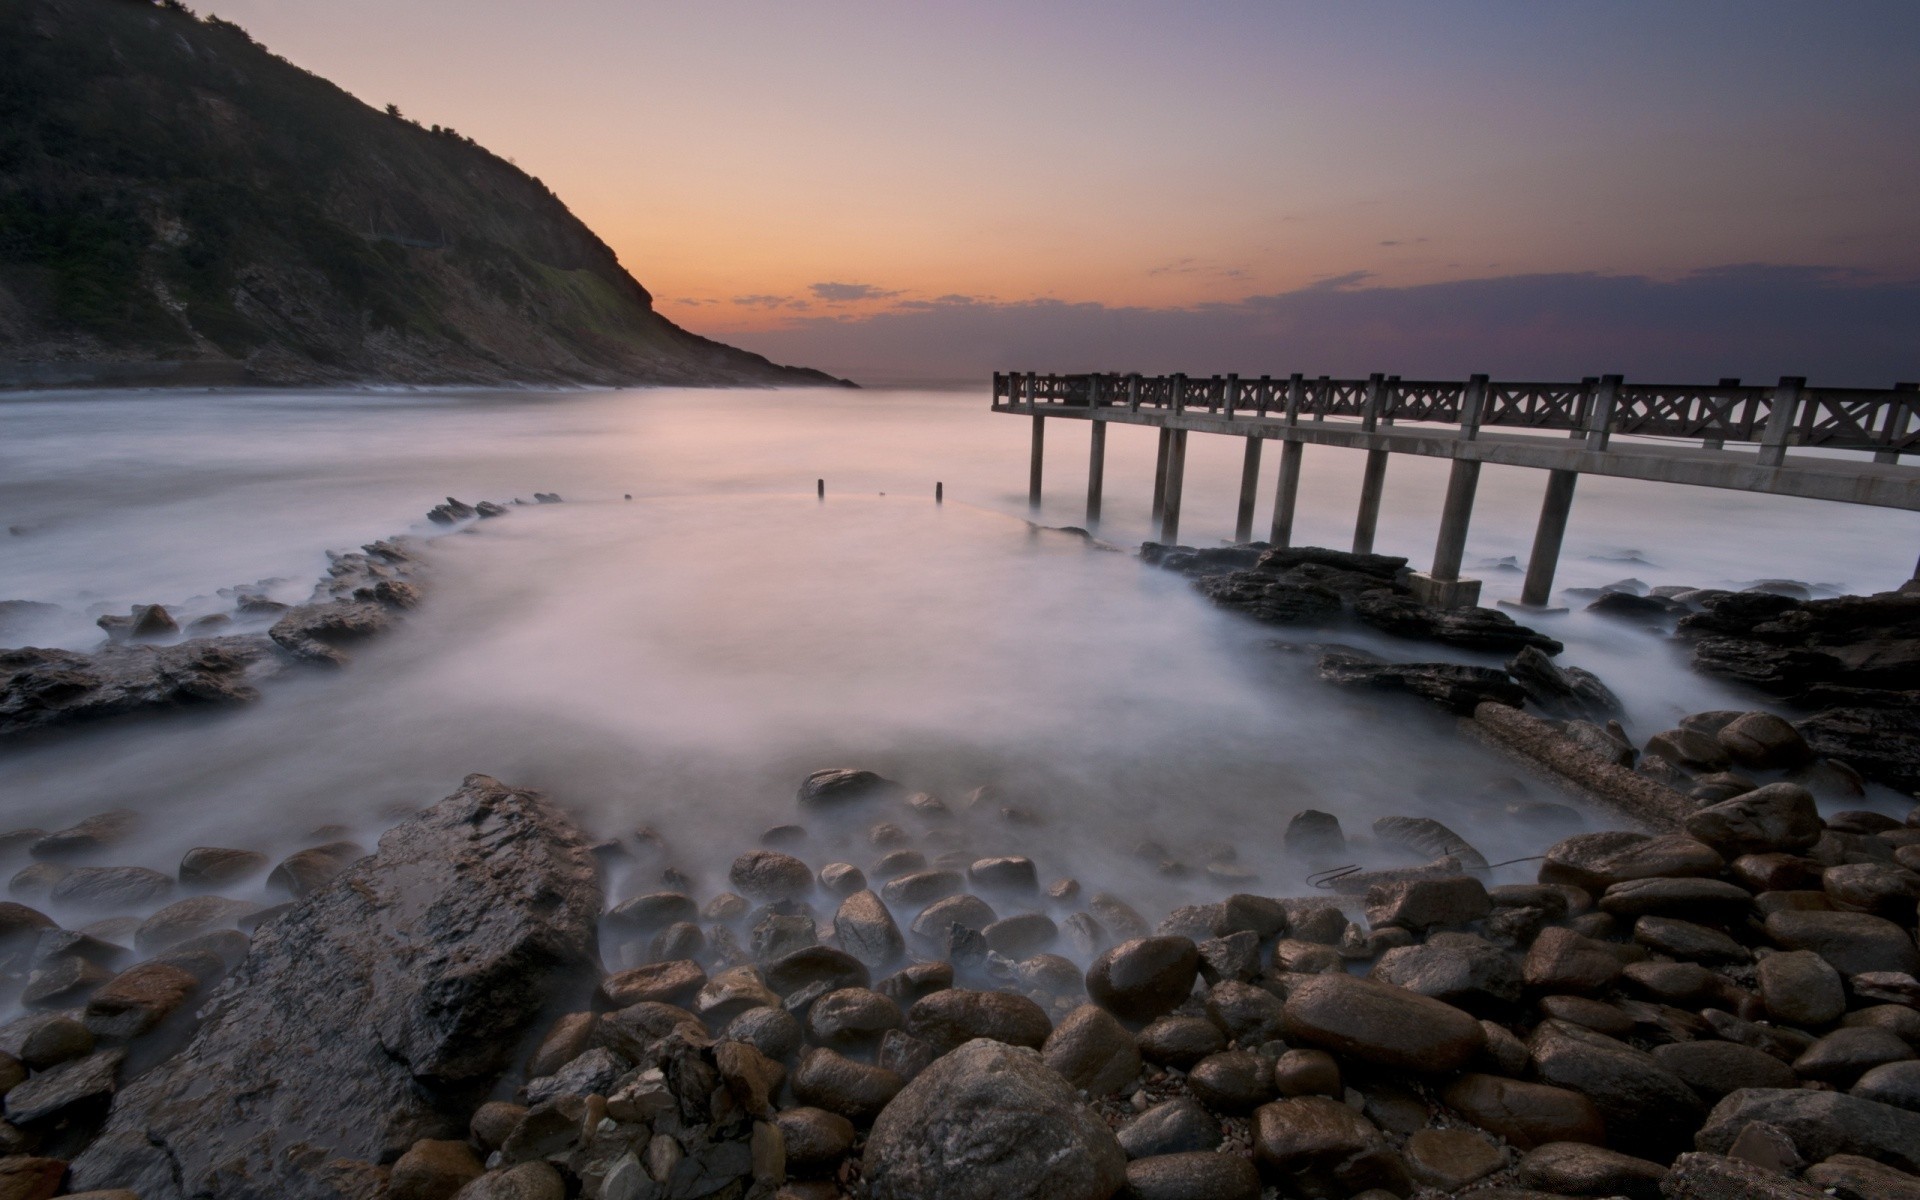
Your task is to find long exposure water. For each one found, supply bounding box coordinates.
[1,385,1915,973]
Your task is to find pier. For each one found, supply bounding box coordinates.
[993,372,1920,608]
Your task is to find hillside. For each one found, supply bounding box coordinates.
[0,0,847,388]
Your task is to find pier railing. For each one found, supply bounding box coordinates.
[992,371,1920,456]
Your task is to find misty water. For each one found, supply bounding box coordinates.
[2,385,1916,976]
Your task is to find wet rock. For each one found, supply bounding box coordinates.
[877,1028,937,1082]
[983,912,1058,957]
[1696,1088,1920,1172]
[1088,937,1200,1023]
[68,776,602,1200]
[1634,915,1750,964]
[968,856,1038,891]
[1137,1015,1227,1068]
[8,1014,94,1071]
[1117,1097,1222,1159]
[1282,973,1483,1071]
[524,1013,594,1079]
[1195,931,1261,984]
[1804,1155,1920,1200]
[797,768,903,808]
[1523,926,1624,993]
[1766,908,1920,976]
[1719,712,1812,770]
[1042,1004,1141,1096]
[389,1138,482,1200]
[1515,1142,1665,1200]
[1317,648,1528,713]
[1599,876,1753,921]
[1653,1039,1799,1100]
[764,946,869,998]
[1405,1127,1504,1191]
[21,956,110,1008]
[448,1162,563,1200]
[0,1157,65,1200]
[862,1039,1125,1200]
[1824,861,1920,920]
[1757,949,1845,1026]
[132,895,251,954]
[871,850,927,879]
[49,866,173,911]
[606,890,697,933]
[1441,1073,1605,1149]
[806,988,901,1050]
[1089,893,1151,940]
[177,847,268,890]
[1540,831,1724,893]
[1370,933,1520,1014]
[691,964,781,1027]
[1794,1026,1915,1085]
[730,850,814,902]
[4,1047,122,1125]
[1526,1020,1702,1153]
[750,909,816,960]
[1351,590,1562,653]
[602,959,705,1009]
[874,960,953,1007]
[1364,875,1490,931]
[1854,1059,1920,1111]
[1250,1094,1384,1180]
[82,961,198,1041]
[1283,810,1347,860]
[31,811,138,861]
[266,841,365,897]
[723,1005,803,1063]
[818,862,865,897]
[1188,1050,1274,1113]
[777,1106,855,1176]
[1685,784,1824,855]
[0,637,273,733]
[1123,1152,1262,1200]
[792,1047,903,1122]
[833,889,904,968]
[906,988,1050,1052]
[1508,645,1621,721]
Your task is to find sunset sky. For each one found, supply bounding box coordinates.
[202,1,1920,382]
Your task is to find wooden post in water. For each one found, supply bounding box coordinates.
[1521,469,1579,607]
[1028,414,1045,509]
[1159,430,1188,545]
[816,479,824,499]
[1086,422,1106,525]
[1150,428,1172,520]
[1235,437,1262,543]
[1270,440,1303,547]
[1352,448,1389,555]
[936,481,943,503]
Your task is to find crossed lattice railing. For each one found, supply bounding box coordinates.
[992,371,1920,456]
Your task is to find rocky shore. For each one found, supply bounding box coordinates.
[0,757,1909,1199]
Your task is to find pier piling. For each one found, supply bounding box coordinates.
[1521,470,1579,607]
[1352,448,1390,555]
[1086,423,1106,525]
[1159,430,1188,544]
[1234,437,1262,543]
[1270,440,1304,548]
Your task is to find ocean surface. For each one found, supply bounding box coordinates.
[1,385,1914,943]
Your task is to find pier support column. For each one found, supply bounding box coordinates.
[1351,448,1389,555]
[1409,459,1483,608]
[1234,437,1262,543]
[1086,422,1106,525]
[1150,429,1172,520]
[1159,430,1188,545]
[1520,469,1579,608]
[1270,440,1303,547]
[1028,414,1045,509]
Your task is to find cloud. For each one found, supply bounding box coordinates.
[809,281,904,303]
[731,294,796,308]
[705,264,1920,387]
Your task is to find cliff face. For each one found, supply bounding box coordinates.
[0,0,847,388]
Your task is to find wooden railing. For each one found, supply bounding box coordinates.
[991,371,1920,456]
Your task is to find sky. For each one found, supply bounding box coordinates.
[203,1,1920,384]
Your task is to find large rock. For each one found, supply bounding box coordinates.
[833,890,904,968]
[1369,933,1520,1014]
[1042,1004,1142,1096]
[1316,650,1527,714]
[1694,1088,1920,1172]
[1282,973,1483,1071]
[1441,1074,1605,1150]
[1515,1142,1665,1200]
[1684,784,1823,855]
[1526,1019,1702,1154]
[1087,937,1200,1023]
[0,637,276,735]
[1765,909,1920,976]
[1540,832,1723,893]
[69,776,603,1199]
[862,1039,1125,1200]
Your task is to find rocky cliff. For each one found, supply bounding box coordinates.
[0,0,847,388]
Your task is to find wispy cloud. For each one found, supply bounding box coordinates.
[809,281,904,303]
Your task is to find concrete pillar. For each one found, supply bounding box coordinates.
[1234,437,1262,543]
[1352,447,1389,555]
[1028,414,1044,509]
[1585,375,1622,452]
[1270,439,1303,547]
[1875,382,1917,464]
[1171,373,1188,416]
[1410,459,1484,608]
[1521,469,1579,607]
[1759,376,1806,467]
[1150,428,1172,519]
[1159,430,1188,545]
[1127,373,1141,413]
[1223,374,1240,420]
[1086,422,1106,525]
[1284,374,1304,425]
[1459,374,1488,441]
[1362,373,1385,433]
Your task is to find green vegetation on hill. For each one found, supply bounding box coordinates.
[0,0,845,386]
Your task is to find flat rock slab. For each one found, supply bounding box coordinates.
[70,775,602,1199]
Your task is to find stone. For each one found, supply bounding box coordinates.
[448,1163,564,1200]
[797,768,902,808]
[605,890,697,932]
[861,1040,1126,1200]
[1766,909,1920,976]
[792,1047,903,1122]
[1757,949,1845,1026]
[602,960,705,1009]
[1089,893,1151,940]
[1364,875,1490,931]
[1440,1074,1606,1150]
[1540,831,1724,893]
[48,866,174,911]
[805,987,901,1050]
[468,1102,524,1152]
[1695,1088,1920,1172]
[1187,1050,1274,1113]
[1405,1128,1504,1190]
[1824,861,1920,919]
[832,890,904,968]
[1527,1020,1701,1152]
[1250,1095,1382,1176]
[906,988,1051,1052]
[1042,1004,1141,1096]
[1201,980,1285,1046]
[30,810,138,860]
[1539,994,1634,1036]
[968,856,1038,891]
[0,1158,65,1200]
[1122,1152,1261,1200]
[1653,1040,1799,1100]
[1137,1015,1227,1067]
[82,960,199,1040]
[21,956,110,1008]
[1718,711,1812,770]
[871,850,927,879]
[1284,810,1347,858]
[693,965,782,1025]
[177,847,269,889]
[731,850,814,902]
[1600,876,1753,921]
[983,912,1057,957]
[724,1005,804,1062]
[1282,973,1484,1072]
[389,1138,482,1200]
[1370,933,1521,1014]
[523,1013,595,1080]
[1686,784,1824,855]
[1515,1142,1665,1200]
[881,870,964,907]
[133,895,251,954]
[817,863,866,899]
[1479,1018,1532,1074]
[1117,1097,1223,1158]
[1634,915,1750,964]
[874,961,953,1007]
[265,841,366,898]
[1087,936,1200,1023]
[777,1106,855,1175]
[68,777,601,1200]
[764,946,870,997]
[1805,1154,1920,1200]
[1794,1026,1915,1084]
[1195,931,1261,984]
[750,911,817,961]
[4,1046,122,1125]
[1524,926,1624,993]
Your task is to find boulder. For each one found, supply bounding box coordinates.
[1652,1040,1798,1101]
[1116,1098,1223,1158]
[177,847,269,889]
[776,1106,855,1176]
[1405,1128,1504,1191]
[1853,1059,1920,1111]
[1523,926,1623,993]
[1087,937,1200,1023]
[1540,832,1723,893]
[1316,649,1527,714]
[1440,1074,1605,1150]
[1765,909,1920,976]
[791,1047,903,1122]
[1370,933,1520,1014]
[1718,712,1812,770]
[1695,1088,1920,1172]
[1793,1026,1915,1085]
[1515,1142,1665,1200]
[861,1040,1126,1200]
[1364,875,1491,931]
[1526,1020,1702,1154]
[68,776,602,1200]
[1282,973,1483,1072]
[729,850,813,902]
[905,988,1050,1053]
[833,890,904,968]
[1250,1095,1384,1177]
[1685,784,1823,855]
[797,769,902,808]
[1186,1050,1276,1113]
[1041,1004,1141,1096]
